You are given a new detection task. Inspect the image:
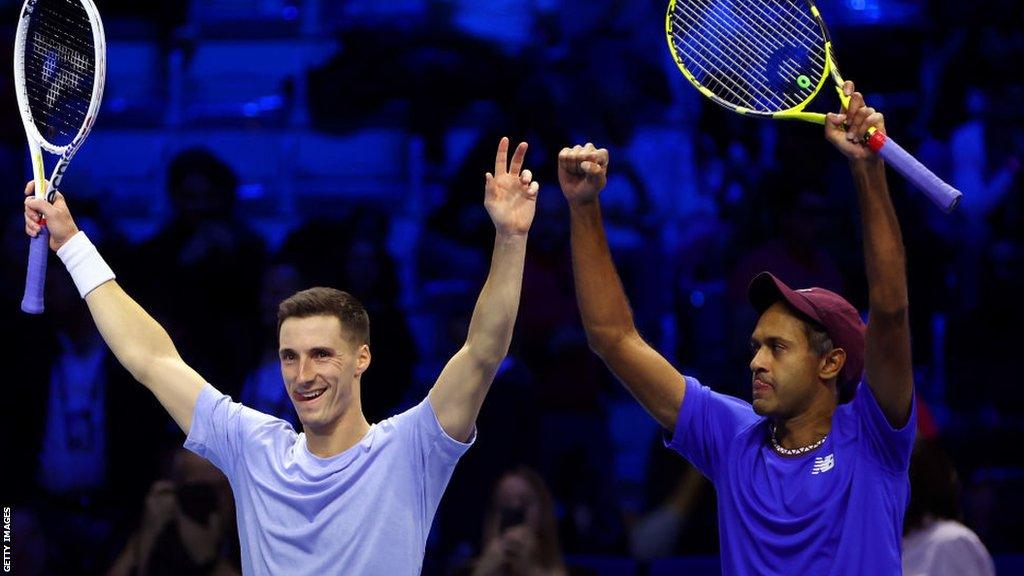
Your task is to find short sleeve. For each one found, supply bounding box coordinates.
[664,376,760,482]
[184,383,289,475]
[392,398,475,519]
[852,382,917,473]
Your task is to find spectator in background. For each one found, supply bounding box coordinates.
[902,438,995,576]
[460,467,569,576]
[108,449,240,576]
[629,435,716,560]
[128,148,266,397]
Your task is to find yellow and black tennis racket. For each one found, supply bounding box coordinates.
[666,0,962,213]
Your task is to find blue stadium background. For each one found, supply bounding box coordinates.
[2,1,1022,574]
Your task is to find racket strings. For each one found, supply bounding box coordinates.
[671,3,778,107]
[670,0,827,113]
[22,0,95,147]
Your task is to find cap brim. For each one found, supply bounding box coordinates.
[747,272,823,327]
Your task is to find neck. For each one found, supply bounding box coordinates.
[304,402,372,458]
[772,404,833,450]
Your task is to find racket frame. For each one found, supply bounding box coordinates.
[666,0,848,124]
[13,0,106,313]
[665,0,961,212]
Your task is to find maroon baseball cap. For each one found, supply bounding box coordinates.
[747,272,866,396]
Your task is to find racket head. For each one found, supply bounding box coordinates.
[13,0,106,156]
[666,0,844,123]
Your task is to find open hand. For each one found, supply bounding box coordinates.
[485,137,539,237]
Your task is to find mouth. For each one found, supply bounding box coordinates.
[293,388,327,404]
[752,378,774,397]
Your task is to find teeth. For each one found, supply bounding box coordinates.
[301,390,324,400]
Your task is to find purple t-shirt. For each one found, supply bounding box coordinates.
[185,384,474,575]
[667,377,916,575]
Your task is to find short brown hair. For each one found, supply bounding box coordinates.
[277,287,370,345]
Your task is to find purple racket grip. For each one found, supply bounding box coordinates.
[21,226,50,314]
[867,131,962,213]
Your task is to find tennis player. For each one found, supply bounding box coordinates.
[559,85,915,574]
[23,137,540,575]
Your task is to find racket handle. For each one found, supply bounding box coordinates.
[21,227,49,314]
[867,131,962,213]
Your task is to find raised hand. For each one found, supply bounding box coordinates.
[558,143,609,206]
[485,137,539,237]
[24,180,79,251]
[825,80,887,163]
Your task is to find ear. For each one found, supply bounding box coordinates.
[819,347,846,382]
[354,344,371,377]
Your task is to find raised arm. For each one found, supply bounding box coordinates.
[427,138,537,442]
[24,183,205,433]
[825,82,914,427]
[559,144,685,431]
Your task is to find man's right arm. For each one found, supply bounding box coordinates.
[25,184,205,434]
[84,281,206,433]
[559,145,685,430]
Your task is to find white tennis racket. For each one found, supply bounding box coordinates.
[14,0,106,314]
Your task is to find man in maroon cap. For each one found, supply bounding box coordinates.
[558,83,915,575]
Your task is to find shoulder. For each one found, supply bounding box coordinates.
[929,519,987,546]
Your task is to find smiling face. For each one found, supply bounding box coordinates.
[278,315,370,433]
[749,302,843,418]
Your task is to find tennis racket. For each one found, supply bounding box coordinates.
[13,0,106,314]
[666,0,962,213]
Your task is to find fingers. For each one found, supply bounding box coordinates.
[508,141,528,176]
[847,100,878,142]
[25,195,56,219]
[495,137,529,176]
[558,143,609,174]
[495,137,509,176]
[23,179,56,197]
[25,210,41,237]
[527,180,539,198]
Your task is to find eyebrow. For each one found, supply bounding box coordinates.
[278,347,337,356]
[750,335,794,347]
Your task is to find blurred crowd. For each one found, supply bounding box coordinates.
[1,1,1021,574]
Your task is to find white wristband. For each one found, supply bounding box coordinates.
[56,231,116,298]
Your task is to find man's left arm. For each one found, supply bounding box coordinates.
[826,81,914,427]
[428,137,538,441]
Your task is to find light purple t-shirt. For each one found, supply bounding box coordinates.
[667,377,916,575]
[184,384,474,575]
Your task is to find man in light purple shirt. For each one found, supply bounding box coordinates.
[560,85,917,574]
[25,137,541,575]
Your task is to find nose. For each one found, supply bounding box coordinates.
[298,356,317,383]
[750,345,769,374]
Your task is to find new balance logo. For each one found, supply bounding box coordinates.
[812,454,835,475]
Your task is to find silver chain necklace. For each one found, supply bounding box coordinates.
[769,423,828,456]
